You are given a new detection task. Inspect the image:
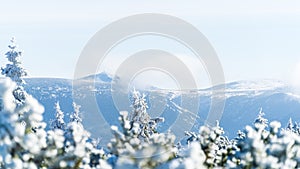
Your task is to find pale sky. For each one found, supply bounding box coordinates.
[0,0,300,87]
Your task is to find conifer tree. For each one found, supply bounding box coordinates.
[1,38,28,104]
[69,102,82,124]
[50,102,65,130]
[1,38,27,85]
[254,108,268,129]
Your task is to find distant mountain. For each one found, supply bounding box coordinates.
[82,72,113,83]
[23,74,300,145]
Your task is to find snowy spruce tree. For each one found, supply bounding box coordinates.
[178,121,237,168]
[293,122,300,135]
[58,102,111,169]
[1,38,28,105]
[0,78,47,169]
[129,89,164,140]
[0,39,112,169]
[231,120,300,168]
[169,111,300,169]
[50,102,65,131]
[69,102,82,124]
[254,108,268,129]
[285,118,300,135]
[1,38,27,85]
[108,90,175,169]
[225,111,300,168]
[168,142,207,169]
[287,118,294,131]
[46,101,111,169]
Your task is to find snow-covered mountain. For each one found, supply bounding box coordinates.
[24,74,300,143]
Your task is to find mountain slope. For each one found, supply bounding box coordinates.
[23,76,300,144]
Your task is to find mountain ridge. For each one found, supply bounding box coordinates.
[15,74,300,144]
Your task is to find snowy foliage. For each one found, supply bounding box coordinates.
[285,118,300,135]
[0,78,111,169]
[50,102,65,130]
[129,90,164,141]
[168,142,207,169]
[1,38,28,106]
[230,120,300,168]
[0,78,46,169]
[166,112,300,169]
[70,102,82,124]
[1,38,27,86]
[176,121,237,168]
[108,90,175,169]
[108,111,175,168]
[49,101,111,169]
[2,76,300,168]
[254,108,268,129]
[3,39,300,168]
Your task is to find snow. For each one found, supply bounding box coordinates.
[17,75,300,142]
[2,38,300,168]
[2,75,300,168]
[1,38,27,86]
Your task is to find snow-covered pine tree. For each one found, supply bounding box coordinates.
[168,142,207,169]
[130,89,150,139]
[108,90,175,169]
[231,120,300,168]
[1,38,28,104]
[109,111,176,169]
[254,108,268,129]
[69,102,82,124]
[0,78,47,168]
[64,102,85,162]
[183,121,235,168]
[286,118,294,132]
[285,118,300,135]
[129,89,164,140]
[1,38,27,85]
[50,102,65,131]
[0,40,111,168]
[47,102,111,169]
[293,122,300,135]
[236,130,246,140]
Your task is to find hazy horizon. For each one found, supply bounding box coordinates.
[1,0,300,88]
